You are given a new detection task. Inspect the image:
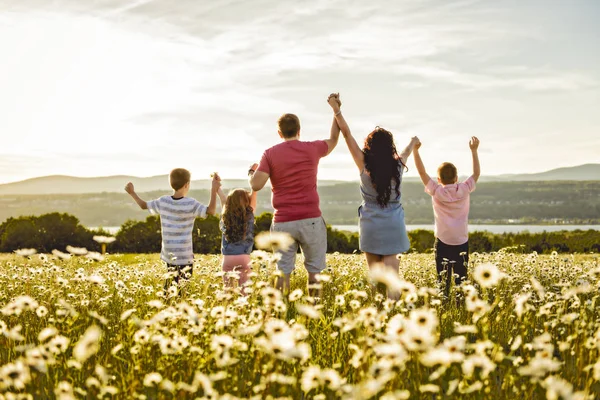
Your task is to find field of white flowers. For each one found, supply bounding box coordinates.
[1,250,599,399]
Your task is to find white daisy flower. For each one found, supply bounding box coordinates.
[296,304,323,320]
[15,248,37,257]
[288,289,304,302]
[143,372,163,387]
[321,369,342,390]
[93,236,116,244]
[38,326,58,342]
[369,263,402,293]
[73,325,102,363]
[255,231,295,251]
[66,246,88,256]
[54,380,75,400]
[300,365,321,392]
[419,384,440,393]
[52,249,72,260]
[473,263,502,288]
[0,360,31,389]
[409,308,439,333]
[86,252,105,262]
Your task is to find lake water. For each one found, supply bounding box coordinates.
[333,224,600,234]
[93,224,600,235]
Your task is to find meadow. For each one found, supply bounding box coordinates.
[0,250,599,399]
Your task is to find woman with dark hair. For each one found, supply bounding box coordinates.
[331,95,419,296]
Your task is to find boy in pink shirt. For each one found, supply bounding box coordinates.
[413,137,480,296]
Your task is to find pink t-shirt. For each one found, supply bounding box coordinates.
[257,140,329,223]
[425,176,476,246]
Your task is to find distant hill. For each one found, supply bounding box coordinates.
[492,164,600,181]
[0,164,597,195]
[0,175,345,195]
[1,180,599,227]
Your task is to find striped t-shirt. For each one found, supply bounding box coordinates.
[147,196,207,266]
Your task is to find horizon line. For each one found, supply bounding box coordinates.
[1,162,598,186]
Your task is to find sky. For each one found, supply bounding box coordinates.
[0,0,599,184]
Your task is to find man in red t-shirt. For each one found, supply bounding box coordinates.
[249,94,351,293]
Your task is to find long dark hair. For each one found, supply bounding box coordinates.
[363,127,407,207]
[222,189,253,243]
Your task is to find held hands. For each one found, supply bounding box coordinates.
[411,136,421,149]
[411,136,421,151]
[469,136,480,151]
[124,182,135,194]
[327,93,341,112]
[248,163,259,176]
[211,173,222,191]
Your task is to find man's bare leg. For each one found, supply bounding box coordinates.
[276,273,291,294]
[308,272,321,298]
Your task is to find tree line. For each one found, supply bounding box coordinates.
[0,212,598,255]
[0,212,361,255]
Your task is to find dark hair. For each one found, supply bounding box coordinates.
[438,162,458,184]
[363,127,406,207]
[278,114,301,138]
[169,168,191,190]
[222,189,253,243]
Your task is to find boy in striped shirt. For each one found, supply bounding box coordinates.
[125,168,220,293]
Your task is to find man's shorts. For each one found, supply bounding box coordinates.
[271,216,327,275]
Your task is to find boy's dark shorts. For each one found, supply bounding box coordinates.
[434,239,469,289]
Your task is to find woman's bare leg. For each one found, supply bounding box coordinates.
[365,252,385,297]
[365,252,383,268]
[382,254,401,300]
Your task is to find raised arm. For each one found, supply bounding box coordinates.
[327,93,364,171]
[399,136,420,162]
[217,188,227,207]
[412,142,431,186]
[248,162,269,192]
[469,136,480,182]
[324,97,341,155]
[124,182,148,210]
[342,126,365,172]
[212,173,227,206]
[330,95,351,139]
[248,190,258,212]
[206,177,220,216]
